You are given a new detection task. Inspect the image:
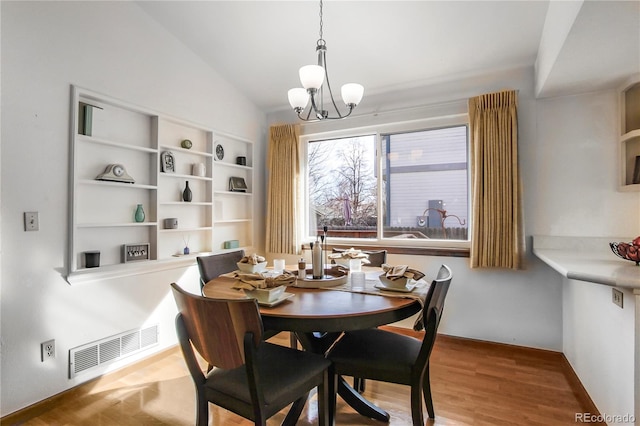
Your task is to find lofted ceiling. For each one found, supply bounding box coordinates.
[137,1,639,113]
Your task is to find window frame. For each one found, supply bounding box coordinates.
[299,113,471,253]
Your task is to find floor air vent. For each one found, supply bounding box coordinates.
[69,324,158,378]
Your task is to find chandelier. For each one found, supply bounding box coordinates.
[287,0,364,121]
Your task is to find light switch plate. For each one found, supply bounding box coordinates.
[612,288,623,308]
[24,212,39,231]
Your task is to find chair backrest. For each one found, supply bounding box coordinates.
[416,264,452,367]
[197,250,245,288]
[331,248,387,267]
[171,282,263,369]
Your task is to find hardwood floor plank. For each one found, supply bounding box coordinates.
[3,330,603,426]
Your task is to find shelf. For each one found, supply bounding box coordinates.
[66,256,199,285]
[619,183,640,192]
[214,219,252,224]
[621,129,640,141]
[159,227,212,233]
[78,134,157,153]
[77,222,158,228]
[214,190,253,197]
[159,172,212,182]
[159,144,212,158]
[214,161,253,171]
[79,179,157,190]
[159,201,212,206]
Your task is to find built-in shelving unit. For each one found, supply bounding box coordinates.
[68,86,254,284]
[619,74,640,191]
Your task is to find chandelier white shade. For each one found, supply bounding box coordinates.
[341,83,365,107]
[288,0,364,121]
[299,65,325,90]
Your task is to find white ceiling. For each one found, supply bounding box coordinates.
[137,1,639,113]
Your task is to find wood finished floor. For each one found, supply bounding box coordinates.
[6,329,602,426]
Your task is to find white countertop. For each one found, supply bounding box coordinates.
[533,236,640,289]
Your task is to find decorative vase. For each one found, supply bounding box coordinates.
[182,181,192,202]
[134,204,145,222]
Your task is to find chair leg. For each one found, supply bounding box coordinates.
[328,366,337,426]
[353,377,366,393]
[283,392,309,426]
[317,369,330,426]
[422,366,435,419]
[195,389,209,426]
[410,380,425,426]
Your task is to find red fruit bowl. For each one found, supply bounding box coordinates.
[609,241,640,265]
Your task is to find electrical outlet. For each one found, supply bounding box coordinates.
[612,288,623,308]
[41,339,55,361]
[24,212,39,231]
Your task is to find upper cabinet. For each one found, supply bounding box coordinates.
[68,86,255,284]
[619,74,640,191]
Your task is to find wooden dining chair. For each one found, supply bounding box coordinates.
[196,250,245,293]
[171,283,332,426]
[331,248,387,267]
[327,264,452,425]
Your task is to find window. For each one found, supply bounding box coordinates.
[304,120,469,248]
[382,126,468,241]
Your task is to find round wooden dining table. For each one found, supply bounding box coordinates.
[201,275,421,332]
[202,273,422,422]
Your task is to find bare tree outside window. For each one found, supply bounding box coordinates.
[308,136,377,237]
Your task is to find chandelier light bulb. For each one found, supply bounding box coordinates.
[299,65,325,90]
[341,83,364,107]
[288,88,309,110]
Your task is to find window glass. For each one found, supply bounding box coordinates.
[382,126,468,241]
[308,135,377,238]
[305,124,469,244]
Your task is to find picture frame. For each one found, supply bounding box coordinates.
[122,243,150,263]
[161,151,175,173]
[633,155,640,184]
[229,176,248,192]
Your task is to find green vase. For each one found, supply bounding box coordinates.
[134,204,145,222]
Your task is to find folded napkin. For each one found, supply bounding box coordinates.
[328,248,371,264]
[231,270,296,290]
[238,253,266,265]
[381,264,425,281]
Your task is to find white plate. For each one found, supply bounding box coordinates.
[255,292,294,307]
[374,282,417,293]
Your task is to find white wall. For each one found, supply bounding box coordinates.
[533,91,640,236]
[563,280,635,423]
[0,1,266,415]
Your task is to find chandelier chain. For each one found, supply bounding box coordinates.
[318,0,323,41]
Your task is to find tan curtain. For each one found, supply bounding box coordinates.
[468,90,524,269]
[265,124,300,255]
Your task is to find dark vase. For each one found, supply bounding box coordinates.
[183,181,192,202]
